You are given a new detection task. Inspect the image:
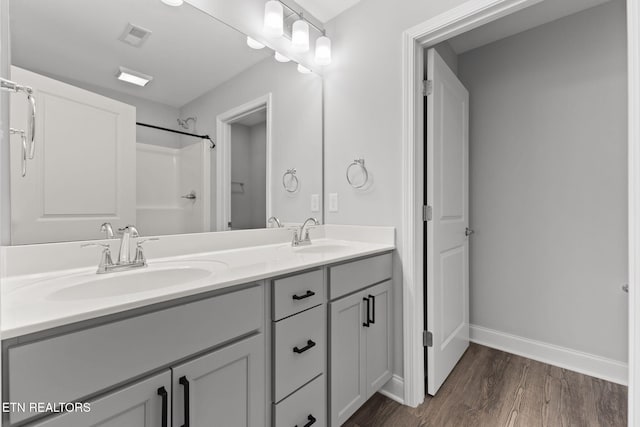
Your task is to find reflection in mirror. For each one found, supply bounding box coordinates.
[7,0,323,244]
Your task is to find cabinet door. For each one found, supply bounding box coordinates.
[29,371,171,427]
[365,280,393,397]
[172,334,265,427]
[329,291,367,427]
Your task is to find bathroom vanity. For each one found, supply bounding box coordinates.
[1,226,394,427]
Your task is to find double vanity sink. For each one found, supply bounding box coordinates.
[1,225,395,426]
[22,242,349,300]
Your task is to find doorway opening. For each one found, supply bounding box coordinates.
[215,94,272,231]
[229,108,267,230]
[404,0,633,416]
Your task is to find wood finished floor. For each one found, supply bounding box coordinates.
[344,344,627,427]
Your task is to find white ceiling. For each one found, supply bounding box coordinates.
[295,0,362,23]
[448,0,615,54]
[9,0,271,107]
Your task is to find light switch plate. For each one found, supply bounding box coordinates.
[311,194,320,212]
[329,193,338,212]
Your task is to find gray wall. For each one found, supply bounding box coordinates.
[181,56,323,228]
[324,0,468,384]
[458,0,628,362]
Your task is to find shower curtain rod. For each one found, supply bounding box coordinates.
[136,122,215,149]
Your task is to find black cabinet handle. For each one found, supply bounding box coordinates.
[363,297,370,327]
[157,386,168,427]
[292,290,315,300]
[293,340,316,354]
[368,294,376,324]
[294,414,317,427]
[179,376,190,427]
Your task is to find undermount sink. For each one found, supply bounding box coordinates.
[46,260,228,301]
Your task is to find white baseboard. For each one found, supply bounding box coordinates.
[379,374,405,404]
[470,324,628,386]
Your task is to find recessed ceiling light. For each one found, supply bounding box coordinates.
[116,67,153,87]
[161,0,183,6]
[246,37,266,50]
[274,52,291,63]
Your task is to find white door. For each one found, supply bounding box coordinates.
[425,48,470,395]
[9,66,136,244]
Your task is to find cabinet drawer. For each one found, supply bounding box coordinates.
[329,253,392,300]
[274,374,326,427]
[272,269,324,321]
[6,285,263,425]
[273,305,325,402]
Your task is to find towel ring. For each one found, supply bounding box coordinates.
[282,168,299,193]
[346,158,369,189]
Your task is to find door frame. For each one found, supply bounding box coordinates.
[215,93,273,231]
[400,1,640,421]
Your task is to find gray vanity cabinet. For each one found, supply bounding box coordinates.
[328,253,393,427]
[364,281,393,397]
[329,290,367,425]
[172,334,265,427]
[330,280,392,426]
[28,371,172,427]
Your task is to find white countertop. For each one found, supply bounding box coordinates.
[2,237,394,339]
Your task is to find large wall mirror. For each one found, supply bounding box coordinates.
[7,0,323,244]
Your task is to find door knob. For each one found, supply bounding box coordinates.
[465,227,475,237]
[623,284,629,293]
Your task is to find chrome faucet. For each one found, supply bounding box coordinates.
[292,217,319,247]
[268,216,283,228]
[117,225,139,264]
[83,224,158,274]
[101,222,115,239]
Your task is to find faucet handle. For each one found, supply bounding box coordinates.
[81,242,111,249]
[134,238,159,264]
[81,243,114,272]
[137,237,160,246]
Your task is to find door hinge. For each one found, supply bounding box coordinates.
[422,80,433,96]
[423,331,433,347]
[422,205,432,222]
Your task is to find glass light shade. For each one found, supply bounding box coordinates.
[246,37,266,49]
[297,64,312,74]
[315,35,332,66]
[161,0,183,6]
[291,20,310,52]
[264,1,284,37]
[274,52,291,63]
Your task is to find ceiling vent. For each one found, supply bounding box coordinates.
[119,23,152,48]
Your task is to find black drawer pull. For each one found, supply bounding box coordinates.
[179,376,190,427]
[292,290,315,300]
[157,386,168,427]
[293,340,316,354]
[295,414,317,427]
[363,297,370,327]
[368,294,376,324]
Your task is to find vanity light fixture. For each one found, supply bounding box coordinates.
[116,67,153,87]
[297,64,312,74]
[274,52,291,63]
[161,0,184,6]
[315,33,332,66]
[291,18,310,52]
[264,0,284,37]
[247,37,266,49]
